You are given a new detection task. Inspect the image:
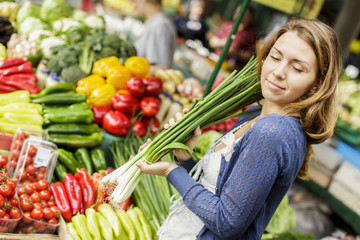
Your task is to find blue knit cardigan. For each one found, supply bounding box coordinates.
[166,110,306,239]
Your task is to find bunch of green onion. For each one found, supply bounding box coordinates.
[102,57,263,204]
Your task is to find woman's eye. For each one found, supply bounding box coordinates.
[270,55,280,61]
[293,66,303,72]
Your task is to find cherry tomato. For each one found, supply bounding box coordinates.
[2,213,10,224]
[24,183,36,195]
[36,172,45,181]
[39,190,51,201]
[10,150,19,162]
[9,197,19,207]
[28,145,38,157]
[27,174,35,182]
[25,225,35,233]
[31,207,43,220]
[20,198,34,211]
[50,206,61,218]
[43,207,53,220]
[36,179,49,191]
[2,201,11,211]
[40,199,48,208]
[33,218,45,229]
[47,200,56,207]
[23,211,32,223]
[30,192,41,203]
[38,167,47,173]
[0,184,11,198]
[25,164,36,175]
[0,155,8,168]
[19,193,29,201]
[12,139,22,151]
[47,217,58,225]
[0,195,4,209]
[9,207,21,219]
[0,209,5,218]
[17,131,27,141]
[33,202,43,209]
[6,179,17,190]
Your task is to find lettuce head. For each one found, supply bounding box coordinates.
[41,0,71,24]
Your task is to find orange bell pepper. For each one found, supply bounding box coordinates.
[106,66,131,90]
[86,84,116,106]
[124,56,150,79]
[76,74,105,97]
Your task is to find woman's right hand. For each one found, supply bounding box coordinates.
[164,109,201,162]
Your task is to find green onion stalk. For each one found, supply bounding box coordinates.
[102,57,263,205]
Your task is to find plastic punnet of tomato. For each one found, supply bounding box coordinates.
[12,138,58,186]
[6,129,42,175]
[15,180,61,234]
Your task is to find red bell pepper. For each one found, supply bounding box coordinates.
[142,117,160,135]
[126,77,145,99]
[143,76,163,96]
[0,58,27,69]
[112,93,140,117]
[63,173,83,215]
[140,96,161,117]
[132,120,146,137]
[0,62,33,76]
[91,105,112,125]
[74,168,95,211]
[50,182,73,222]
[102,110,131,136]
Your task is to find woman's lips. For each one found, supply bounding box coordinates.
[266,79,285,90]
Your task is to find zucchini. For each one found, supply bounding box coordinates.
[49,132,103,149]
[90,148,107,172]
[45,123,100,135]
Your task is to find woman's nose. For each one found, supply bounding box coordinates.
[272,64,286,80]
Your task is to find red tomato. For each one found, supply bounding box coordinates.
[36,172,45,181]
[0,155,8,168]
[3,201,11,212]
[12,139,22,151]
[50,206,61,218]
[24,183,36,195]
[33,202,43,209]
[6,179,17,190]
[0,209,5,218]
[0,184,12,198]
[33,218,45,229]
[9,207,21,219]
[17,131,27,141]
[47,217,58,225]
[10,150,20,162]
[40,200,48,208]
[43,207,53,220]
[30,192,41,203]
[25,164,36,175]
[0,195,4,209]
[31,207,43,220]
[19,193,29,201]
[36,180,49,191]
[9,197,18,207]
[40,190,51,201]
[25,225,35,233]
[28,145,38,157]
[20,198,34,211]
[47,200,56,207]
[22,211,32,223]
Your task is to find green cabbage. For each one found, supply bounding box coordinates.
[40,0,71,24]
[194,130,222,157]
[16,1,40,24]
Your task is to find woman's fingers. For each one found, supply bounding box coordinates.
[164,109,188,130]
[138,138,151,152]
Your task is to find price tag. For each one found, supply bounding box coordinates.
[34,147,53,168]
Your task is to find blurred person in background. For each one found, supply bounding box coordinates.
[209,5,257,71]
[174,0,209,47]
[132,0,177,73]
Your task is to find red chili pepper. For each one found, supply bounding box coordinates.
[103,169,115,176]
[126,77,145,99]
[112,93,140,117]
[142,117,160,135]
[0,62,33,76]
[143,76,163,96]
[140,96,161,117]
[102,110,131,136]
[120,194,132,211]
[91,105,112,126]
[74,168,95,211]
[63,173,83,215]
[80,199,85,214]
[2,73,37,84]
[0,58,27,69]
[50,182,73,222]
[132,120,147,137]
[0,82,18,92]
[0,77,39,94]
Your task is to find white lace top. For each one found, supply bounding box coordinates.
[157,122,248,240]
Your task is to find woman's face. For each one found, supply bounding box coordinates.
[260,31,318,110]
[131,0,146,16]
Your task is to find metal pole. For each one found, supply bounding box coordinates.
[203,0,252,97]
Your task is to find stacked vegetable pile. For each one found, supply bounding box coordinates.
[76,56,162,138]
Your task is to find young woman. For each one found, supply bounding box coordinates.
[137,18,342,239]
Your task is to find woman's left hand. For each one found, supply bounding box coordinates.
[136,160,178,177]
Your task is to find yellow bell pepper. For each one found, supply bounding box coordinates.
[106,66,131,90]
[92,56,122,78]
[117,89,130,95]
[124,56,150,79]
[76,74,106,97]
[87,84,117,106]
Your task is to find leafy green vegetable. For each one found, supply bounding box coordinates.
[41,0,71,24]
[60,65,87,84]
[18,17,47,38]
[265,196,296,234]
[194,130,222,157]
[16,1,40,25]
